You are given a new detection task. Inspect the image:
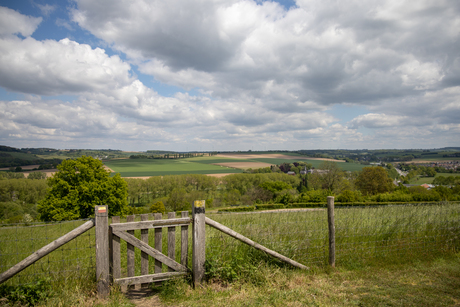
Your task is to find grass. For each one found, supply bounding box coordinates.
[206,203,460,269]
[104,158,244,177]
[157,254,460,306]
[1,203,459,306]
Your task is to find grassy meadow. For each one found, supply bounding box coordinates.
[1,202,459,306]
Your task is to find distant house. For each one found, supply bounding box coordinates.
[287,171,296,175]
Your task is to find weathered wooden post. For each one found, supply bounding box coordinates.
[95,205,109,298]
[327,196,336,268]
[192,200,205,287]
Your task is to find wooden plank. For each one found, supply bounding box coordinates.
[168,212,176,272]
[205,217,308,270]
[110,218,191,231]
[111,216,121,281]
[192,200,206,287]
[114,271,188,286]
[0,219,95,285]
[127,215,135,279]
[95,206,109,298]
[154,213,162,274]
[141,213,149,288]
[181,211,189,267]
[113,230,188,272]
[327,196,336,268]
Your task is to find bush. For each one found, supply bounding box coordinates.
[255,203,285,210]
[337,190,361,202]
[150,201,166,214]
[218,206,255,213]
[288,202,326,208]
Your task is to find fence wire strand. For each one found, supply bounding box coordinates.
[206,203,460,269]
[0,219,95,286]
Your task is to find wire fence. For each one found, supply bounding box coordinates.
[2,202,459,287]
[206,202,460,269]
[0,219,95,286]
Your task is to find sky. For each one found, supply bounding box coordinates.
[0,0,459,152]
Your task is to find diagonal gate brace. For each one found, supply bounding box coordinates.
[113,230,188,272]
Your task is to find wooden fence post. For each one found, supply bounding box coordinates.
[327,196,336,268]
[95,205,109,298]
[192,200,205,287]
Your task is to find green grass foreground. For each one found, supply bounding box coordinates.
[157,255,460,307]
[1,203,459,306]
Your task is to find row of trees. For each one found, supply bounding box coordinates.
[1,157,459,223]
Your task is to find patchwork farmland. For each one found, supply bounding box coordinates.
[103,153,365,177]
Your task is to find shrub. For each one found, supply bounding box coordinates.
[218,206,255,213]
[255,203,285,210]
[150,201,166,214]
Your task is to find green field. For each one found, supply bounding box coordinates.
[104,158,244,177]
[104,155,367,177]
[412,172,460,184]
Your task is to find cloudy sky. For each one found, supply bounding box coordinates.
[0,0,459,152]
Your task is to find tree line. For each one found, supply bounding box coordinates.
[1,158,459,223]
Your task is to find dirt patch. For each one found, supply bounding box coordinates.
[213,162,273,169]
[123,288,164,307]
[216,154,345,162]
[103,165,114,172]
[23,169,56,178]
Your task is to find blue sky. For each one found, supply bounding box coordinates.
[0,0,459,151]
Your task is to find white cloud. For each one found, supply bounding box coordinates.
[35,3,56,16]
[0,6,42,37]
[0,36,133,95]
[1,1,459,150]
[349,113,408,129]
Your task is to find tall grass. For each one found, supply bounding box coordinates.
[0,219,95,287]
[206,203,460,277]
[1,203,459,304]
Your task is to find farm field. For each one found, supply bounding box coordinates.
[412,172,460,184]
[104,153,365,177]
[104,157,244,177]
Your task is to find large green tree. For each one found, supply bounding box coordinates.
[355,166,394,196]
[38,156,128,221]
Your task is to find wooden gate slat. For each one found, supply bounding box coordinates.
[126,215,135,279]
[181,211,189,266]
[114,271,188,286]
[110,218,191,231]
[140,213,149,287]
[154,213,162,274]
[113,230,188,272]
[168,212,176,272]
[111,216,121,280]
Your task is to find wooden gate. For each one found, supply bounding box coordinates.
[109,211,191,287]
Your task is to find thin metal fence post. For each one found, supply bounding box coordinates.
[327,196,336,268]
[95,205,109,298]
[192,200,205,287]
